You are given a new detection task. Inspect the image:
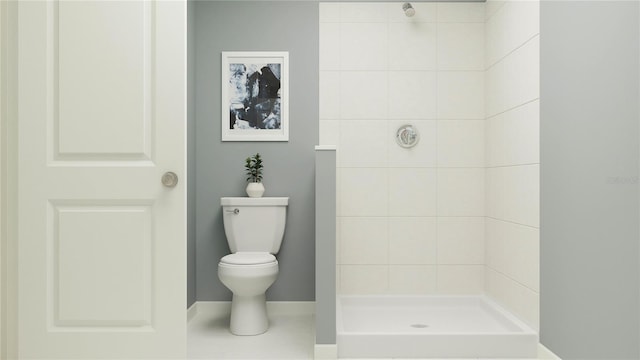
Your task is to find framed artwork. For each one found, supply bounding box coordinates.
[221,51,289,141]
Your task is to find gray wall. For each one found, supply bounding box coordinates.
[194,1,319,301]
[187,0,196,309]
[540,1,640,358]
[315,148,336,344]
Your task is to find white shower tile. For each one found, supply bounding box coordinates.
[336,167,342,217]
[388,2,437,23]
[437,23,485,71]
[485,168,502,220]
[485,0,540,68]
[486,36,539,117]
[437,120,485,167]
[339,120,388,167]
[389,168,437,217]
[437,71,484,119]
[336,217,342,267]
[341,265,389,295]
[485,267,539,330]
[389,217,437,265]
[516,164,540,228]
[340,3,388,23]
[388,120,437,168]
[320,23,340,71]
[319,71,340,119]
[437,3,485,23]
[437,217,485,265]
[319,3,340,23]
[437,265,484,294]
[340,168,388,217]
[486,100,540,167]
[389,71,437,120]
[485,0,506,21]
[437,168,485,216]
[389,265,437,294]
[319,120,339,146]
[486,164,539,227]
[389,23,437,71]
[336,264,342,295]
[340,217,388,265]
[486,218,539,292]
[340,71,388,120]
[340,23,388,71]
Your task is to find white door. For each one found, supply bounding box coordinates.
[17,1,186,358]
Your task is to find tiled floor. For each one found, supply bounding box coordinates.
[187,302,548,360]
[187,302,315,359]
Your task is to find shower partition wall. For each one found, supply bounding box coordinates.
[318,1,540,357]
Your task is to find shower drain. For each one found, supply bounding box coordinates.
[410,323,429,328]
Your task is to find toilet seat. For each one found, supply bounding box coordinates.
[220,252,276,266]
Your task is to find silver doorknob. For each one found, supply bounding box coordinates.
[162,172,178,187]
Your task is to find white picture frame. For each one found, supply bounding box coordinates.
[221,51,289,141]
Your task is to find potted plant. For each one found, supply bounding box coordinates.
[245,153,265,198]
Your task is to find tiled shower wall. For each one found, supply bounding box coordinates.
[319,2,487,296]
[484,0,540,330]
[319,1,541,331]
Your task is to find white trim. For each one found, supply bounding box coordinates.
[314,344,337,359]
[187,302,198,323]
[0,2,5,357]
[315,145,337,151]
[0,2,15,357]
[191,301,231,316]
[193,301,315,317]
[267,301,315,315]
[538,343,562,359]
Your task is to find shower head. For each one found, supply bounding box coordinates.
[402,2,415,17]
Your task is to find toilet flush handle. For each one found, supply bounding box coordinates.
[226,208,240,215]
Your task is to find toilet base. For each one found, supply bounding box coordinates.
[229,293,268,336]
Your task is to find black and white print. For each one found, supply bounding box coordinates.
[228,62,281,130]
[221,52,289,142]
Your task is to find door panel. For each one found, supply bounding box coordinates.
[56,1,152,160]
[52,201,153,329]
[17,1,186,358]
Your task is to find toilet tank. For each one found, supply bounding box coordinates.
[221,197,289,254]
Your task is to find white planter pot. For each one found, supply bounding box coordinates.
[246,182,265,198]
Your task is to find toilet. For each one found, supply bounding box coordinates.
[218,196,288,335]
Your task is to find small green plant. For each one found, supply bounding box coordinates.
[245,153,264,183]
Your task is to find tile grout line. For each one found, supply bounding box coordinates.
[486,216,539,230]
[485,31,540,72]
[486,265,539,295]
[485,97,539,121]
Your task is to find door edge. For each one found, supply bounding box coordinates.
[1,1,18,358]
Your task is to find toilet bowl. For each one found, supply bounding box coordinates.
[218,197,288,336]
[218,252,279,335]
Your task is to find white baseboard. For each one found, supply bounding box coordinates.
[189,301,315,317]
[187,302,198,322]
[267,301,315,315]
[190,301,231,316]
[538,343,562,359]
[314,344,337,359]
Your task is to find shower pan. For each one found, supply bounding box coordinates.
[337,295,538,358]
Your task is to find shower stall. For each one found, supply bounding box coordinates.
[318,1,540,357]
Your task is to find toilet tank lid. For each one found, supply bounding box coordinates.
[221,197,289,206]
